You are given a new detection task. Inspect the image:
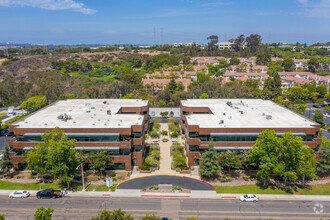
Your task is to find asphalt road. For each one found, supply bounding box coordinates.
[0,196,328,220]
[117,176,214,191]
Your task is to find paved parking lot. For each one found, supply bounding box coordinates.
[117,175,215,191]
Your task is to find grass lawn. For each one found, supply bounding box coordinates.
[0,180,116,192]
[70,72,116,81]
[215,183,330,195]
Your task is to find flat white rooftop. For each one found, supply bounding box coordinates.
[13,99,148,129]
[181,99,318,129]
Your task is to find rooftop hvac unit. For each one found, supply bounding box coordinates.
[239,110,244,114]
[226,101,232,107]
[262,113,265,116]
[86,110,91,113]
[91,107,95,109]
[266,115,272,120]
[219,120,224,124]
[57,114,64,119]
[103,101,107,104]
[107,110,111,115]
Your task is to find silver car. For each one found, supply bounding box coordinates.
[240,194,258,202]
[9,190,30,198]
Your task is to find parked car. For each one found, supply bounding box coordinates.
[0,129,9,136]
[240,194,258,202]
[313,104,321,108]
[9,190,30,198]
[36,189,63,199]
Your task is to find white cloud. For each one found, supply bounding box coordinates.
[201,1,232,7]
[297,0,330,18]
[296,0,308,4]
[0,0,96,14]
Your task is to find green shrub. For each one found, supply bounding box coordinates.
[109,173,116,178]
[174,156,189,170]
[127,171,130,177]
[149,131,159,138]
[149,185,159,190]
[141,188,146,191]
[171,186,182,191]
[139,159,151,170]
[243,176,249,181]
[219,178,232,183]
[16,176,21,179]
[171,132,179,138]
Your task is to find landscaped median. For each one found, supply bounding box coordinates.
[214,183,330,195]
[0,180,117,192]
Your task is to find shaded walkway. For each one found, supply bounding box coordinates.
[117,175,214,191]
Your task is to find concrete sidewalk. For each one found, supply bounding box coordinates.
[1,189,329,201]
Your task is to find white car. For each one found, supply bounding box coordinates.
[9,190,30,198]
[240,194,258,202]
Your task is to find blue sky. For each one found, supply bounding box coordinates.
[0,0,329,45]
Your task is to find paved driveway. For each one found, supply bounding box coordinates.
[117,175,214,191]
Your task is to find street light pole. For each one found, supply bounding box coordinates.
[81,163,85,191]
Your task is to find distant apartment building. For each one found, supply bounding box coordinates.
[180,99,322,167]
[227,65,268,73]
[143,78,191,93]
[173,43,197,47]
[8,99,150,171]
[216,41,247,51]
[293,59,309,70]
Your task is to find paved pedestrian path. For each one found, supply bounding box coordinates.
[131,123,200,179]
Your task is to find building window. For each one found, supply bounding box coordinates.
[182,120,185,125]
[141,111,148,115]
[189,132,198,138]
[183,111,189,115]
[133,145,142,151]
[133,132,142,138]
[120,149,131,155]
[189,145,199,151]
[199,135,210,141]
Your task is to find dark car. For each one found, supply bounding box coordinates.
[0,129,9,136]
[36,189,62,199]
[313,104,321,108]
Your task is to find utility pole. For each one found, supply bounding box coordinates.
[161,26,164,46]
[81,163,85,191]
[153,26,156,45]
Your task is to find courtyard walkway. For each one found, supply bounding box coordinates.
[131,123,200,179]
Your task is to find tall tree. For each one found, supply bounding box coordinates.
[167,78,177,94]
[246,34,262,53]
[45,128,78,186]
[249,130,278,186]
[308,57,320,73]
[314,109,324,124]
[199,143,222,178]
[297,145,316,186]
[34,207,54,220]
[89,150,113,175]
[229,34,245,52]
[219,150,241,171]
[91,209,133,220]
[282,57,295,72]
[317,137,330,175]
[26,143,49,183]
[207,35,219,57]
[0,145,13,172]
